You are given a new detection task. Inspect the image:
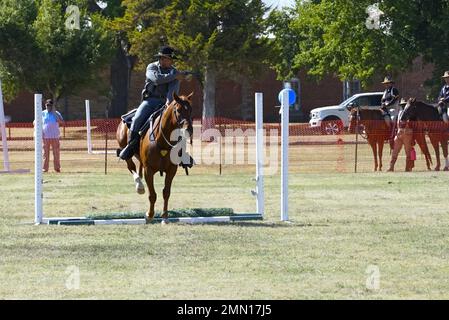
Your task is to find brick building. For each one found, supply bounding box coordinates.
[2,58,435,123]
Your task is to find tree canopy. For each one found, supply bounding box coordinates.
[269,0,449,96]
[0,0,115,102]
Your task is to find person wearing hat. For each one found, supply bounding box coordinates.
[380,76,400,128]
[437,71,449,122]
[388,98,414,172]
[42,99,64,172]
[119,45,188,160]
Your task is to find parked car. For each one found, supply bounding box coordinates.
[309,92,387,135]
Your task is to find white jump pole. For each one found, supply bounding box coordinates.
[34,94,43,224]
[281,90,289,221]
[85,100,92,154]
[255,93,265,218]
[0,80,10,172]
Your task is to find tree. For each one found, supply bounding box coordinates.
[0,0,115,104]
[269,0,449,97]
[119,0,272,121]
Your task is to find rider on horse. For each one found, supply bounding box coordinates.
[437,71,449,123]
[380,76,400,128]
[119,45,189,160]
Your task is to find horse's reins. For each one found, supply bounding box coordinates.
[156,102,191,149]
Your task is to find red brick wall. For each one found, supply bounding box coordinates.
[3,58,435,123]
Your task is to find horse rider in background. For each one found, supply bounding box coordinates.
[437,71,449,123]
[380,76,400,129]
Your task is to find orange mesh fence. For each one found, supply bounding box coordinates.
[1,118,448,174]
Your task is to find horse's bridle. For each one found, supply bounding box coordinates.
[158,100,192,149]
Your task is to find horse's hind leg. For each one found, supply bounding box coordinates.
[442,134,449,171]
[161,166,177,224]
[144,168,157,223]
[369,140,378,171]
[430,134,441,171]
[127,159,145,194]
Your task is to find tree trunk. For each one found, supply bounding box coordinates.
[240,77,253,121]
[202,65,216,129]
[109,47,130,118]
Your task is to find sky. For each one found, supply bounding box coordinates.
[262,0,295,9]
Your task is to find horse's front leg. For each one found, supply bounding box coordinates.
[378,140,384,171]
[161,166,178,224]
[144,168,157,223]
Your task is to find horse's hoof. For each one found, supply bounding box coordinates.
[136,187,145,195]
[161,219,169,225]
[145,212,153,224]
[435,167,441,172]
[444,167,449,172]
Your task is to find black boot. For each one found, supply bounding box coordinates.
[119,131,140,160]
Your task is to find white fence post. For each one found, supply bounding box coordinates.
[0,80,10,172]
[255,93,264,217]
[34,94,43,224]
[85,100,92,154]
[281,90,289,221]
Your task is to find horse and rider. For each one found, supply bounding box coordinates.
[116,45,196,223]
[350,73,449,172]
[376,71,449,171]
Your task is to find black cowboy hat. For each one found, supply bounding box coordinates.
[154,46,178,60]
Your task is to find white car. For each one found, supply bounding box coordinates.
[309,92,385,135]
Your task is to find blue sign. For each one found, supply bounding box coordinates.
[278,88,296,106]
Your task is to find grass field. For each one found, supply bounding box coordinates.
[1,159,449,299]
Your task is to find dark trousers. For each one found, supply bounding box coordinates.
[130,98,165,133]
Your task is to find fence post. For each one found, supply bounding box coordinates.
[85,100,92,154]
[34,94,43,224]
[281,90,289,222]
[255,93,264,218]
[0,79,10,172]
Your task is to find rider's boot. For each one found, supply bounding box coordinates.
[119,130,140,160]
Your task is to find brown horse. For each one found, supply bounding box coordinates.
[348,108,433,171]
[116,92,194,223]
[401,98,449,171]
[348,108,391,171]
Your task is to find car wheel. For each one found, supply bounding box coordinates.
[321,118,344,135]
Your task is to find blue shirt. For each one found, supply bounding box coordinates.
[42,110,63,139]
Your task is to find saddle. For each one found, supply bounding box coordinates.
[120,107,165,141]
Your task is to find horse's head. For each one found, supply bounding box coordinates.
[171,92,194,143]
[400,97,417,121]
